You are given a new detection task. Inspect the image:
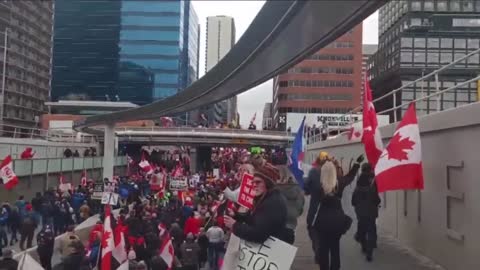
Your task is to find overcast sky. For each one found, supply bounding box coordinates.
[192,1,379,128]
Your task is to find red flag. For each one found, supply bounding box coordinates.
[362,76,384,166]
[159,234,175,269]
[375,103,424,192]
[81,170,87,187]
[0,155,18,190]
[101,206,115,270]
[20,148,35,159]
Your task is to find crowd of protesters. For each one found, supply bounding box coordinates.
[0,144,382,270]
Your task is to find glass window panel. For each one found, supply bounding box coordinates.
[454,53,467,65]
[411,18,422,26]
[414,52,426,63]
[429,100,438,111]
[401,37,412,48]
[456,90,470,101]
[468,54,479,64]
[454,38,466,49]
[441,38,453,48]
[443,101,455,110]
[402,90,414,100]
[414,37,426,48]
[411,1,422,11]
[450,0,461,11]
[437,0,448,11]
[440,51,453,63]
[470,91,478,101]
[401,52,413,62]
[462,0,474,11]
[427,38,439,48]
[424,0,434,11]
[467,38,480,49]
[443,91,455,101]
[427,52,439,63]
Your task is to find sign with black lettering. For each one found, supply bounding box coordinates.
[169,177,188,191]
[92,183,104,200]
[222,234,297,270]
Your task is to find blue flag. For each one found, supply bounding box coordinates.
[289,117,306,189]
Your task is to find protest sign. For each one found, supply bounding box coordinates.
[92,183,104,200]
[238,173,255,209]
[59,183,72,193]
[222,234,297,270]
[169,177,188,191]
[101,192,119,205]
[213,168,220,178]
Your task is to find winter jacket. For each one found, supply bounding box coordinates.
[183,217,201,236]
[233,189,287,244]
[305,163,360,227]
[313,195,352,236]
[351,173,381,219]
[276,184,304,230]
[180,241,200,266]
[0,209,8,226]
[61,252,91,270]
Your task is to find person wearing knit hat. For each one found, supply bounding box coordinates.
[224,160,288,244]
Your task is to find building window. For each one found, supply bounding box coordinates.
[411,18,422,26]
[467,38,480,49]
[449,0,461,11]
[427,52,439,63]
[454,38,466,49]
[401,52,413,62]
[411,1,422,11]
[437,0,448,11]
[424,0,434,11]
[440,51,453,63]
[401,37,413,48]
[414,52,426,63]
[440,38,453,48]
[427,37,440,48]
[461,0,474,11]
[452,18,480,27]
[414,37,426,48]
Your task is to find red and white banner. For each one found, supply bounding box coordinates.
[362,76,384,166]
[375,103,424,192]
[0,155,18,190]
[159,234,175,269]
[237,173,255,209]
[20,147,35,159]
[59,174,72,192]
[112,223,127,264]
[101,206,115,270]
[139,158,153,175]
[150,172,166,191]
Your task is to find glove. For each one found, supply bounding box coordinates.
[356,155,364,164]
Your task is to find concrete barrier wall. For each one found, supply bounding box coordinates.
[306,103,480,270]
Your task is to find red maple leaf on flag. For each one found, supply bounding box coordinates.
[102,230,111,248]
[386,133,415,161]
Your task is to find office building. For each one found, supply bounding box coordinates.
[362,44,378,98]
[262,102,273,130]
[272,24,363,131]
[368,0,480,120]
[201,15,236,126]
[0,1,54,130]
[52,0,199,105]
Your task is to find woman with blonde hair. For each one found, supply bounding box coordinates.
[313,160,354,270]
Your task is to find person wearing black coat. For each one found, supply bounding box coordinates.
[351,163,381,262]
[313,161,353,270]
[305,152,363,261]
[224,161,288,244]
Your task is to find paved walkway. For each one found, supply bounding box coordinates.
[292,199,445,270]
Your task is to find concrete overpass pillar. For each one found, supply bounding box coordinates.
[196,146,212,173]
[102,123,115,181]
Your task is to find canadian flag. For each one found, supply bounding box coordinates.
[158,223,167,237]
[150,172,165,191]
[172,164,183,177]
[0,155,18,190]
[58,174,72,192]
[139,155,153,175]
[347,123,363,141]
[375,103,424,192]
[101,206,115,270]
[362,76,384,166]
[81,170,87,187]
[159,234,175,269]
[112,223,127,264]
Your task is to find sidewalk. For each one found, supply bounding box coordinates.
[292,204,445,270]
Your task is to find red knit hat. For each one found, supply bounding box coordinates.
[254,162,280,187]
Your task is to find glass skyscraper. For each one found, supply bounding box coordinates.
[52,0,199,105]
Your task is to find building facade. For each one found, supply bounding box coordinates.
[201,16,236,126]
[262,102,273,130]
[272,24,363,131]
[368,0,480,120]
[52,0,199,105]
[362,44,378,98]
[0,1,54,130]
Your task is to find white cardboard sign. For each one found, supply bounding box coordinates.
[222,234,297,270]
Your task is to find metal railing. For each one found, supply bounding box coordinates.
[113,126,292,137]
[0,123,98,143]
[308,47,480,144]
